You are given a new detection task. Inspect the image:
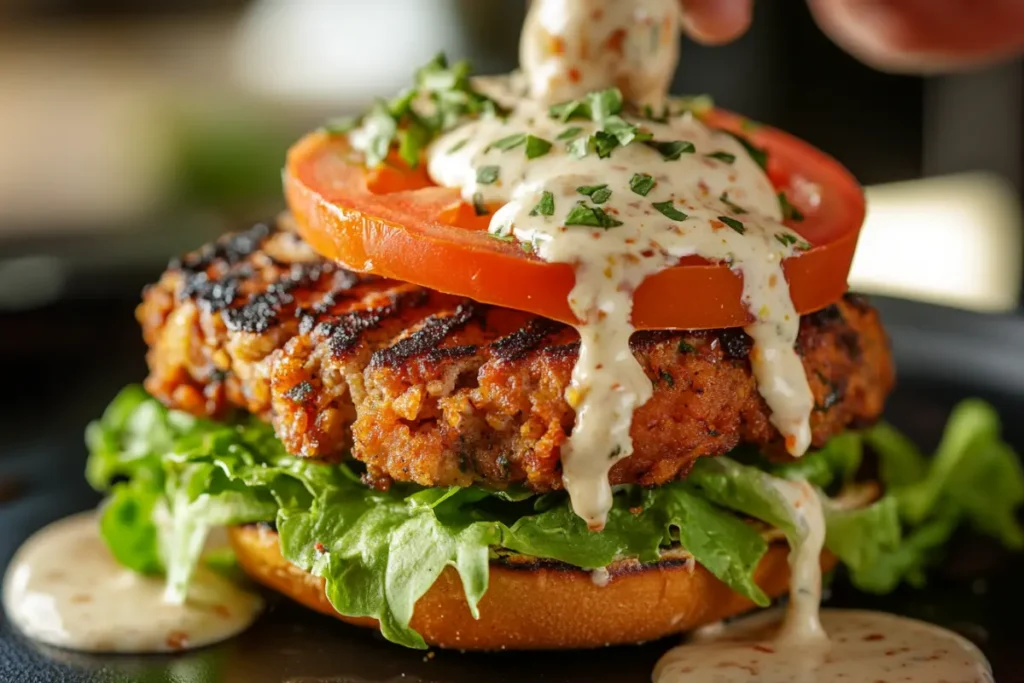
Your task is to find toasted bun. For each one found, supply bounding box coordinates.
[229,525,837,650]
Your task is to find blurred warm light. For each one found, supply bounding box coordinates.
[233,0,467,107]
[850,173,1022,312]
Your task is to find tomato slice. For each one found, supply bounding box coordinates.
[284,110,864,330]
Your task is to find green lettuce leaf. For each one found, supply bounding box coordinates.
[86,388,773,647]
[86,387,1024,647]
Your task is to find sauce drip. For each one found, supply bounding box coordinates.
[429,81,812,528]
[2,512,263,653]
[653,465,993,682]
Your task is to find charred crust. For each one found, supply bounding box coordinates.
[222,262,331,333]
[718,329,753,361]
[326,289,431,357]
[490,318,564,362]
[369,303,476,369]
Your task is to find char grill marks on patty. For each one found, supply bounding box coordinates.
[139,218,894,492]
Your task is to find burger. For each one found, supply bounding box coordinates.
[85,49,1024,651]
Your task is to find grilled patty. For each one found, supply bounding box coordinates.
[140,218,894,491]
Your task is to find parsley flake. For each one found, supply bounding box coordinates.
[649,140,696,160]
[706,151,736,164]
[447,138,469,153]
[653,200,688,221]
[476,165,500,185]
[577,184,611,204]
[471,192,488,216]
[778,192,805,222]
[564,201,623,229]
[567,137,591,159]
[719,192,748,215]
[489,133,526,151]
[556,126,584,141]
[629,173,656,196]
[525,135,553,159]
[530,191,555,216]
[719,216,746,234]
[678,340,696,354]
[775,232,798,247]
[723,131,768,171]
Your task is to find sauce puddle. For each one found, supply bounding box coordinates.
[653,609,993,683]
[2,511,263,653]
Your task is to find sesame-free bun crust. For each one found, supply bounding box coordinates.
[229,525,837,650]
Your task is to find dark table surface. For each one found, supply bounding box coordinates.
[2,295,1023,683]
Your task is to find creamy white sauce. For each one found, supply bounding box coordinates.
[520,0,681,106]
[653,609,994,683]
[428,82,811,528]
[2,512,263,653]
[654,466,992,682]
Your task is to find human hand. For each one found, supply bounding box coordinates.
[678,0,1024,72]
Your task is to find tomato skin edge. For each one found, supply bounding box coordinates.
[284,113,865,331]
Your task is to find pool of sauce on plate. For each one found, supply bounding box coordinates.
[653,473,992,682]
[2,511,263,653]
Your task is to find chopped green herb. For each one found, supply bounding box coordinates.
[659,370,675,387]
[530,191,555,217]
[471,193,488,216]
[567,137,591,159]
[719,216,746,234]
[653,200,688,221]
[476,165,500,185]
[629,173,656,196]
[564,201,624,229]
[489,229,515,243]
[361,100,398,167]
[397,118,431,167]
[719,192,748,215]
[447,138,469,153]
[603,116,653,146]
[549,99,590,122]
[525,135,553,159]
[520,241,535,254]
[320,116,359,135]
[775,232,799,247]
[641,104,669,124]
[489,133,526,151]
[778,192,805,222]
[649,140,696,161]
[335,52,504,168]
[577,184,611,204]
[556,126,584,141]
[723,131,768,171]
[706,151,736,164]
[678,340,696,354]
[587,88,624,125]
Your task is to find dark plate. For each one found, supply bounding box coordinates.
[2,296,1023,683]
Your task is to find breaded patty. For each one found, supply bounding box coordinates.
[139,218,894,492]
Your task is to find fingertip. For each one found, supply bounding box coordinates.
[680,0,754,46]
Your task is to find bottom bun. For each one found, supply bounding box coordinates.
[229,525,837,651]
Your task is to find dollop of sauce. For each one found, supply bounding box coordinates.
[520,0,681,106]
[428,80,811,528]
[2,512,263,653]
[653,609,994,683]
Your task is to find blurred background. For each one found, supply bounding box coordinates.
[0,0,1022,437]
